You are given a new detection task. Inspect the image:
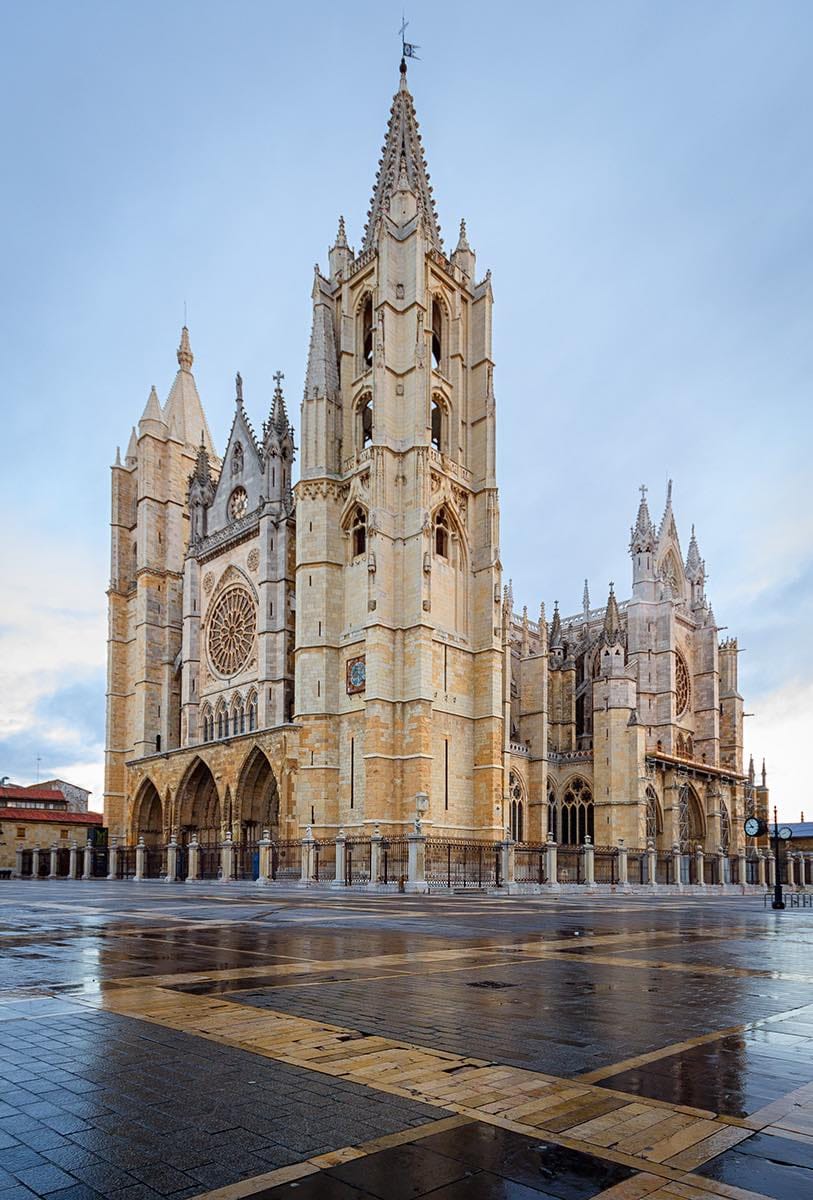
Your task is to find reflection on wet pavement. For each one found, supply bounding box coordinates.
[2,881,813,1200]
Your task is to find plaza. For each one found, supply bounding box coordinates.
[1,882,812,1200]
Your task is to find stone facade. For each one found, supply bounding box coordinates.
[103,63,769,859]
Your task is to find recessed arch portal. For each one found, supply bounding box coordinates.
[133,779,163,846]
[176,757,221,846]
[236,746,280,842]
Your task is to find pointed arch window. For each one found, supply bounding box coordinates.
[645,786,661,842]
[561,777,593,845]
[357,394,373,449]
[217,710,224,740]
[351,506,367,559]
[431,298,443,371]
[431,394,448,453]
[547,784,557,841]
[247,693,257,733]
[361,295,373,370]
[509,772,524,842]
[434,507,450,559]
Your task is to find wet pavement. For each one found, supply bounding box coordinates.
[1,882,813,1200]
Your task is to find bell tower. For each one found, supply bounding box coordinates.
[295,60,503,836]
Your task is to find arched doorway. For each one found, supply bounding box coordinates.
[237,747,279,842]
[177,758,221,847]
[133,779,163,846]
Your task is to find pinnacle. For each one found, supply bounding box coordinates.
[455,218,471,252]
[177,325,193,371]
[335,215,348,247]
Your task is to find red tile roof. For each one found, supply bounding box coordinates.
[0,808,102,825]
[0,786,69,803]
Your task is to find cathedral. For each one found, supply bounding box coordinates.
[103,62,768,868]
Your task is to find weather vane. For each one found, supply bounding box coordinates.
[399,13,420,61]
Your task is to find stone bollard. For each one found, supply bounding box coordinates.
[718,847,727,888]
[300,827,314,886]
[257,829,272,886]
[738,852,747,891]
[107,837,119,881]
[695,846,705,888]
[82,840,93,881]
[767,853,775,888]
[757,852,766,888]
[369,825,383,890]
[583,836,595,887]
[49,844,59,879]
[787,853,795,889]
[501,835,516,892]
[14,847,24,878]
[134,836,146,882]
[69,841,79,880]
[546,834,559,890]
[31,846,41,878]
[220,831,234,883]
[186,838,200,882]
[617,839,629,889]
[166,838,179,883]
[406,822,428,894]
[332,830,347,888]
[646,838,657,888]
[672,842,683,891]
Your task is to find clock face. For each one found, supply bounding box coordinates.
[744,817,761,838]
[229,487,248,520]
[346,655,366,694]
[778,826,793,841]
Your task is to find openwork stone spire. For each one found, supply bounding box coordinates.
[603,582,622,643]
[177,325,193,371]
[363,62,441,251]
[630,483,656,554]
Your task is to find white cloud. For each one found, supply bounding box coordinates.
[746,678,813,823]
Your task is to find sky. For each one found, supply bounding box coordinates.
[0,1,811,818]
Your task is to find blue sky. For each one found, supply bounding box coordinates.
[1,1,811,816]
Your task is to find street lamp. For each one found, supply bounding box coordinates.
[744,807,792,909]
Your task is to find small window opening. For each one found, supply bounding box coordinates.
[352,506,367,558]
[435,507,450,558]
[362,296,373,368]
[359,396,373,448]
[431,397,443,451]
[431,299,442,369]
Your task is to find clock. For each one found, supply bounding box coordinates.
[346,655,366,694]
[778,826,793,841]
[744,816,764,838]
[229,487,248,520]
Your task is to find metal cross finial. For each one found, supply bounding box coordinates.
[639,483,648,501]
[273,370,284,390]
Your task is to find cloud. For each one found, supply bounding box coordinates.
[746,678,813,823]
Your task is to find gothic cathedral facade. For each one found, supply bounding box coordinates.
[104,64,768,859]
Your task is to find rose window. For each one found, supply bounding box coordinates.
[207,587,255,677]
[675,652,690,717]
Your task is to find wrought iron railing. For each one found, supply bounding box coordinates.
[515,845,547,885]
[557,846,583,884]
[593,847,619,885]
[426,839,501,890]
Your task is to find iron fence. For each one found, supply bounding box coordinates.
[379,837,409,886]
[627,848,647,884]
[313,841,336,883]
[271,840,302,881]
[118,847,136,878]
[91,849,109,878]
[656,852,672,884]
[199,846,220,880]
[557,846,583,885]
[515,844,547,885]
[730,856,740,885]
[703,857,718,886]
[746,856,760,885]
[20,850,32,877]
[234,843,260,881]
[593,847,618,885]
[144,848,166,879]
[345,839,372,886]
[426,839,502,890]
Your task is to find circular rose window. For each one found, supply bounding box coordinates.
[207,586,255,677]
[229,487,248,520]
[675,652,690,717]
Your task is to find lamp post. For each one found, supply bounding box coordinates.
[771,805,793,910]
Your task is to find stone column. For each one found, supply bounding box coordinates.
[332,831,347,888]
[107,837,119,881]
[186,838,200,882]
[767,853,776,887]
[757,852,766,888]
[31,846,40,878]
[49,844,59,879]
[69,841,79,880]
[786,853,795,888]
[617,839,629,888]
[583,836,595,886]
[738,851,747,890]
[134,836,146,882]
[406,823,428,894]
[14,847,24,878]
[718,847,727,888]
[672,843,683,890]
[82,840,93,881]
[166,838,178,883]
[695,846,705,888]
[647,838,657,889]
[300,828,314,885]
[220,831,234,883]
[501,836,515,891]
[369,826,383,890]
[257,830,272,886]
[797,853,806,889]
[546,834,559,890]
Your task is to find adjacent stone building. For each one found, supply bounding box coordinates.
[103,62,768,862]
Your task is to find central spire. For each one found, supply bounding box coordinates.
[363,63,441,251]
